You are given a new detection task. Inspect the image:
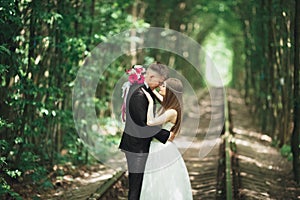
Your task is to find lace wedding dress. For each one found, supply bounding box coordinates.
[140,122,193,200]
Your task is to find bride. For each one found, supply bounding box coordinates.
[140,78,193,200]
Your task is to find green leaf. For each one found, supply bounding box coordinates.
[6,169,22,178]
[14,137,23,144]
[0,64,9,75]
[41,180,54,189]
[0,45,10,55]
[0,157,7,165]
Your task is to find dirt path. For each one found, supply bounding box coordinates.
[228,89,300,199]
[11,164,121,200]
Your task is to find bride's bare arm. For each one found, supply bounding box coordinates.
[142,88,176,126]
[153,89,163,102]
[147,107,176,126]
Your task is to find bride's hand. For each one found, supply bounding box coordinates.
[141,88,153,103]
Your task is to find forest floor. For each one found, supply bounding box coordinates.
[10,88,300,199]
[11,163,120,200]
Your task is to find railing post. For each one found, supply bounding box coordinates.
[224,91,233,200]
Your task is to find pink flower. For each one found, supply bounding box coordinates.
[135,68,143,74]
[128,73,138,84]
[121,65,146,122]
[137,76,145,84]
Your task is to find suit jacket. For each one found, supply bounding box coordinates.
[119,84,170,153]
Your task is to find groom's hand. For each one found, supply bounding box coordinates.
[168,132,175,141]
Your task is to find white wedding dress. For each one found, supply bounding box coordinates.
[140,122,193,200]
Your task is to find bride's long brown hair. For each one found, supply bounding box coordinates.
[159,78,183,135]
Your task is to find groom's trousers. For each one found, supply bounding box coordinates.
[125,152,148,200]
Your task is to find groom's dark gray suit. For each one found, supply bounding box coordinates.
[119,83,170,200]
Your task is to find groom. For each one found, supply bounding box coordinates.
[119,62,175,200]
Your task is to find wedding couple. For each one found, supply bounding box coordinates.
[119,62,193,200]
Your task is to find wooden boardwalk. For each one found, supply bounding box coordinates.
[183,141,222,199]
[181,87,225,199]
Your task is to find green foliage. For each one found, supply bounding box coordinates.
[5,169,22,179]
[0,0,135,197]
[280,144,293,161]
[0,178,22,200]
[0,160,22,199]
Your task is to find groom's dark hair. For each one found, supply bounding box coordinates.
[148,62,169,80]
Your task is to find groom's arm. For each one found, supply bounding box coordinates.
[153,129,170,144]
[129,89,170,142]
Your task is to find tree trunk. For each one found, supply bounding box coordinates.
[88,0,95,39]
[130,0,137,66]
[291,0,300,184]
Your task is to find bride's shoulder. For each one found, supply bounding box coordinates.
[165,109,177,116]
[164,109,177,122]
